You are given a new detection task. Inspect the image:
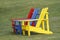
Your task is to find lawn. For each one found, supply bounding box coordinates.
[0,0,60,40]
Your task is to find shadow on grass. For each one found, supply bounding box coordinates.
[11,31,45,36]
[8,31,43,36]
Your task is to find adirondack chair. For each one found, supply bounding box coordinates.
[14,7,53,36]
[13,8,40,34]
[11,8,34,33]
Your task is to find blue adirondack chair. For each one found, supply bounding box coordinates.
[14,21,22,34]
[14,8,40,35]
[30,8,40,26]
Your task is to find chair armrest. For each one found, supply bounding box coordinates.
[11,18,27,21]
[14,19,38,22]
[13,19,38,26]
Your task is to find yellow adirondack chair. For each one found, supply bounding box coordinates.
[14,7,53,36]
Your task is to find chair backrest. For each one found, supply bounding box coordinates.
[27,8,34,19]
[31,8,40,19]
[24,8,34,25]
[35,7,48,27]
[30,8,40,26]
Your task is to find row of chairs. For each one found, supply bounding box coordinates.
[11,7,53,36]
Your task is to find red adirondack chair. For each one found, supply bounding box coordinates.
[11,8,34,32]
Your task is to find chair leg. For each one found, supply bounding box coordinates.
[19,30,22,35]
[23,30,25,35]
[28,30,30,36]
[13,28,15,32]
[16,29,18,34]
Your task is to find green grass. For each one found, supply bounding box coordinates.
[0,0,60,40]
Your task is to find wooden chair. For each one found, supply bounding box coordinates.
[14,7,53,36]
[11,8,34,33]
